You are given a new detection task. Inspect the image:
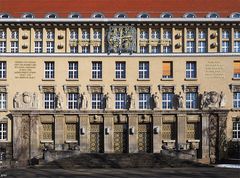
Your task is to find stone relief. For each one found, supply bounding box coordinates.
[129,92,135,109]
[105,92,112,109]
[55,92,63,109]
[153,92,160,109]
[81,92,88,109]
[13,92,38,109]
[201,91,226,109]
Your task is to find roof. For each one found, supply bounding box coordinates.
[0,0,240,18]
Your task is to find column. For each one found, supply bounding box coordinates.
[177,114,187,149]
[101,27,105,53]
[153,114,162,153]
[201,113,210,161]
[54,114,65,150]
[79,114,90,153]
[128,114,138,153]
[104,114,114,153]
[29,114,40,159]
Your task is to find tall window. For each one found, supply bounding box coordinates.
[233,121,240,139]
[92,93,103,109]
[67,93,79,109]
[82,46,89,53]
[34,41,42,53]
[115,93,127,109]
[10,41,18,53]
[151,29,160,39]
[222,41,230,53]
[0,123,7,141]
[186,92,198,109]
[93,29,101,39]
[186,41,195,53]
[82,30,89,40]
[92,62,102,79]
[44,62,54,79]
[234,30,240,52]
[140,29,148,40]
[68,62,78,79]
[139,62,149,79]
[0,93,6,109]
[151,45,160,53]
[0,30,6,39]
[47,30,54,40]
[139,93,151,109]
[70,29,78,53]
[234,61,240,78]
[93,46,101,53]
[44,93,55,109]
[46,41,54,53]
[186,62,197,79]
[0,41,6,53]
[42,123,54,141]
[70,29,78,40]
[140,46,148,53]
[198,41,206,53]
[233,92,240,108]
[0,61,6,79]
[115,62,126,79]
[163,29,172,53]
[162,93,173,109]
[162,61,173,79]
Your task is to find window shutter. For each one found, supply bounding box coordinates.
[163,62,171,76]
[234,61,240,74]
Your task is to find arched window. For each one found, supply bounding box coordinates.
[207,12,219,18]
[161,13,172,18]
[0,14,10,18]
[184,13,196,18]
[92,13,104,18]
[22,13,34,18]
[46,13,57,18]
[230,12,240,18]
[138,13,150,18]
[115,13,127,18]
[69,13,81,18]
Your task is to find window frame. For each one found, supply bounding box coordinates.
[92,62,102,79]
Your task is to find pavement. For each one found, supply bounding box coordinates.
[0,167,240,178]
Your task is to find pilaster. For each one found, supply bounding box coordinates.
[153,113,162,153]
[177,113,187,149]
[54,114,65,150]
[128,114,138,153]
[104,114,114,153]
[79,114,90,153]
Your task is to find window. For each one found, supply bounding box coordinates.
[0,123,7,141]
[93,46,101,53]
[186,41,195,53]
[231,13,240,18]
[139,62,149,79]
[222,41,230,53]
[0,61,6,79]
[162,93,173,109]
[115,62,126,79]
[44,62,54,79]
[151,30,160,39]
[198,41,207,53]
[0,93,6,109]
[234,30,240,39]
[66,123,78,140]
[161,13,172,18]
[44,93,55,109]
[47,30,54,40]
[222,30,230,39]
[233,92,240,108]
[233,121,240,139]
[139,93,151,109]
[42,123,54,140]
[116,13,127,18]
[186,62,197,79]
[184,13,196,18]
[92,93,103,109]
[82,46,89,53]
[0,42,6,53]
[70,30,78,40]
[207,13,219,18]
[0,14,10,18]
[70,46,78,53]
[163,46,172,53]
[46,41,54,53]
[234,30,240,53]
[35,30,43,40]
[162,61,173,79]
[115,93,127,109]
[140,30,148,39]
[198,30,206,39]
[23,13,34,18]
[234,41,240,52]
[186,92,198,109]
[82,30,89,40]
[92,62,102,79]
[163,29,172,39]
[187,30,195,39]
[11,41,18,53]
[92,13,104,18]
[67,93,79,109]
[69,13,81,18]
[34,41,42,53]
[46,13,57,18]
[68,62,78,79]
[0,30,6,39]
[138,13,149,18]
[140,46,148,53]
[151,46,160,53]
[93,30,101,39]
[234,61,240,78]
[11,30,18,39]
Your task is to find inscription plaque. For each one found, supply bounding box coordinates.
[205,61,225,79]
[14,61,36,79]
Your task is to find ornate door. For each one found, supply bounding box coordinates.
[90,124,104,153]
[138,124,152,153]
[114,124,128,153]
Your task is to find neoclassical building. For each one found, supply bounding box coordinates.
[0,0,239,166]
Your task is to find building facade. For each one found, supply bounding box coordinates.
[0,0,239,166]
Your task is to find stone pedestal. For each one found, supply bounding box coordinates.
[153,114,162,153]
[128,114,138,153]
[54,115,65,150]
[104,114,114,153]
[177,114,187,149]
[79,114,90,153]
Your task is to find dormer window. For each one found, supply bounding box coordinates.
[22,13,34,18]
[231,12,240,18]
[138,13,149,18]
[115,13,127,18]
[161,13,172,18]
[46,13,57,18]
[207,12,219,18]
[69,13,81,18]
[92,13,104,18]
[184,13,196,18]
[0,14,10,18]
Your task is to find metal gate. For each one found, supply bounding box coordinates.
[90,124,104,153]
[138,124,152,153]
[114,124,128,153]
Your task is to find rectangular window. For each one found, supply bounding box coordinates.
[233,121,240,139]
[0,61,6,79]
[140,30,148,39]
[11,30,18,39]
[70,30,78,40]
[46,41,54,53]
[187,30,195,39]
[233,92,240,108]
[115,62,126,79]
[163,29,172,39]
[10,41,18,53]
[198,30,206,39]
[139,93,151,109]
[42,123,54,140]
[222,41,230,53]
[151,30,160,39]
[82,30,90,40]
[44,93,55,109]
[162,61,173,79]
[0,42,6,53]
[162,93,173,109]
[234,41,240,52]
[82,46,89,53]
[186,41,195,53]
[198,41,206,53]
[139,62,149,79]
[44,62,54,79]
[151,45,160,53]
[92,62,102,79]
[115,93,127,109]
[0,30,6,39]
[47,30,54,40]
[234,30,240,39]
[163,46,172,53]
[222,30,230,39]
[0,93,6,109]
[68,62,78,79]
[67,93,79,109]
[66,123,78,140]
[92,93,103,109]
[186,62,197,79]
[35,30,43,40]
[93,46,101,53]
[34,41,42,53]
[140,46,148,53]
[93,30,101,39]
[0,123,7,141]
[186,92,198,109]
[234,61,240,78]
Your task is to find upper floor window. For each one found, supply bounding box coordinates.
[186,61,197,79]
[184,13,196,18]
[44,62,54,79]
[198,30,206,39]
[163,29,172,39]
[92,62,102,79]
[92,93,103,109]
[0,42,6,53]
[44,92,55,109]
[140,46,148,53]
[139,93,151,109]
[35,30,43,40]
[115,93,127,109]
[207,12,219,18]
[198,41,207,53]
[93,46,101,53]
[67,93,79,109]
[0,30,6,39]
[186,92,198,109]
[11,41,18,53]
[140,29,149,39]
[0,123,7,141]
[115,13,127,18]
[69,13,81,18]
[234,41,240,53]
[46,41,54,53]
[0,62,6,79]
[22,13,34,18]
[93,30,101,39]
[151,29,160,39]
[187,30,195,39]
[222,30,230,39]
[82,30,90,40]
[0,14,10,18]
[162,92,173,109]
[82,46,90,53]
[234,61,240,78]
[186,41,195,53]
[162,61,173,79]
[151,45,160,53]
[68,62,78,79]
[70,29,78,40]
[233,92,240,108]
[47,30,54,40]
[92,13,104,18]
[34,41,42,53]
[161,13,172,18]
[231,12,240,18]
[0,93,6,110]
[222,41,230,53]
[139,62,149,79]
[11,30,18,39]
[138,13,149,18]
[234,30,240,39]
[46,13,57,18]
[115,62,126,79]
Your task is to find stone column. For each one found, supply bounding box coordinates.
[177,114,187,149]
[54,114,65,150]
[128,114,138,153]
[79,114,90,153]
[153,114,162,153]
[201,113,210,161]
[104,114,114,153]
[218,112,228,161]
[29,114,40,159]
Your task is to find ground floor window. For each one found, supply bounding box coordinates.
[233,121,240,140]
[0,123,7,141]
[42,123,54,141]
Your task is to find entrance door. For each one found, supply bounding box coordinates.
[138,123,152,153]
[90,124,104,153]
[114,124,128,153]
